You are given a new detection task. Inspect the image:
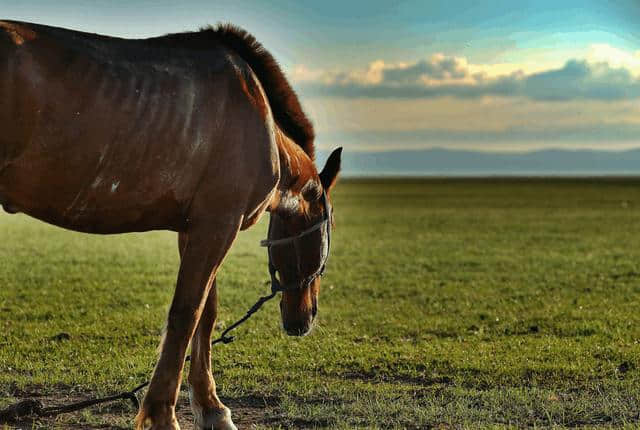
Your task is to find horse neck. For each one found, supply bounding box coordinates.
[272,128,318,217]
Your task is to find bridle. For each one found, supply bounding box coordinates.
[260,191,332,293]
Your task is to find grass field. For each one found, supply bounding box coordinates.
[2,178,640,429]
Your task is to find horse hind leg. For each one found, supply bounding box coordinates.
[188,278,237,430]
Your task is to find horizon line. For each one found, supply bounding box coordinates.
[316,145,640,155]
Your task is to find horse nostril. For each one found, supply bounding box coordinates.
[311,302,318,318]
[289,327,305,336]
[284,321,308,336]
[283,316,314,336]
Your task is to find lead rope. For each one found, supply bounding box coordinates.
[0,193,331,423]
[0,286,282,423]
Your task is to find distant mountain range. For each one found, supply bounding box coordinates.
[317,148,640,176]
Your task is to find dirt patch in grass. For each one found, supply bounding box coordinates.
[0,388,275,429]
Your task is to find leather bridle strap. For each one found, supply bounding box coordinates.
[259,218,325,247]
[260,191,332,292]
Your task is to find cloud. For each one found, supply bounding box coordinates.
[294,54,474,87]
[587,43,640,72]
[382,55,469,84]
[296,57,640,101]
[521,60,640,101]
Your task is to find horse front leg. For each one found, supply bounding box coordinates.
[188,278,237,430]
[179,232,236,429]
[135,222,241,430]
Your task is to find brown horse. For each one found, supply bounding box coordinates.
[0,20,341,430]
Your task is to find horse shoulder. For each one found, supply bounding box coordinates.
[233,57,281,230]
[187,53,279,231]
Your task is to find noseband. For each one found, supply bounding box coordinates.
[260,191,332,293]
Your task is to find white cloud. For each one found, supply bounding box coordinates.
[293,49,640,152]
[294,54,476,87]
[587,44,640,75]
[294,55,640,101]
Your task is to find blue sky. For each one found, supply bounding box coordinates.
[3,0,640,153]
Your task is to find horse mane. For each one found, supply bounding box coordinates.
[156,24,315,159]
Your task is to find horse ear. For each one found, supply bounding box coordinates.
[319,147,342,192]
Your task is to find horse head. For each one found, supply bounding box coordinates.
[262,147,342,336]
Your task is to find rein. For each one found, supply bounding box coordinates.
[0,192,333,424]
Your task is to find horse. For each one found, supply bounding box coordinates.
[0,20,342,430]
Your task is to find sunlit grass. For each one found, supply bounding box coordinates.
[1,178,640,428]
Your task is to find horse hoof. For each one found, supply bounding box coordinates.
[135,410,180,430]
[194,405,237,430]
[138,421,181,430]
[138,420,181,430]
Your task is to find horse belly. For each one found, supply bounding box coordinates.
[0,154,187,233]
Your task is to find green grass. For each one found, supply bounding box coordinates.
[2,177,640,429]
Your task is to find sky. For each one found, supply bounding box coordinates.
[3,0,640,153]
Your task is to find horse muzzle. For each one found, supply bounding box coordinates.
[280,295,317,337]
